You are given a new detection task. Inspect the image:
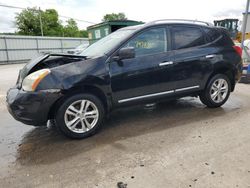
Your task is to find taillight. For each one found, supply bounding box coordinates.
[233,45,242,56]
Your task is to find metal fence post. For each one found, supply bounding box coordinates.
[60,39,63,53]
[241,0,250,48]
[3,37,9,63]
[36,37,39,53]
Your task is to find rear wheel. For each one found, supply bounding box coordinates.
[55,93,104,139]
[199,74,231,108]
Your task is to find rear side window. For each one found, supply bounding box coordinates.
[204,27,234,46]
[218,28,234,46]
[172,26,205,50]
[203,27,220,42]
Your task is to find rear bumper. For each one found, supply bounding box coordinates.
[6,88,61,126]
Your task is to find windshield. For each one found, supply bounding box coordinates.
[80,29,135,57]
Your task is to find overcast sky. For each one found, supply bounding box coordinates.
[0,0,247,33]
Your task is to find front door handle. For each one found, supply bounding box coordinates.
[159,61,174,66]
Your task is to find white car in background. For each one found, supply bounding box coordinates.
[67,43,89,55]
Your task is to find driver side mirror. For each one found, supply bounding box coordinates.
[113,47,135,61]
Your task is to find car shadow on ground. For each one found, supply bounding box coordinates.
[16,97,236,166]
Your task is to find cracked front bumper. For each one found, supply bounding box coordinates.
[6,88,61,126]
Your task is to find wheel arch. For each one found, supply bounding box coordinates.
[206,65,236,92]
[48,85,111,120]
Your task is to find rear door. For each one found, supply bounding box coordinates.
[170,25,213,92]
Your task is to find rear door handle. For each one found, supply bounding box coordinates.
[205,54,216,59]
[159,61,174,66]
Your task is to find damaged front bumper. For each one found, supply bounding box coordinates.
[6,87,62,126]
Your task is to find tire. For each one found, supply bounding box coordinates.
[55,93,105,139]
[199,74,231,108]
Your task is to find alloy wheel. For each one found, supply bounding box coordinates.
[209,78,229,103]
[64,99,99,133]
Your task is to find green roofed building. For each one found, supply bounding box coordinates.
[87,20,144,44]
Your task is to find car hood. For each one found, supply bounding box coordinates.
[18,53,87,82]
[17,53,108,91]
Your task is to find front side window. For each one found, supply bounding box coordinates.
[125,28,167,57]
[172,26,205,50]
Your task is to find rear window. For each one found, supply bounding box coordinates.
[172,26,205,50]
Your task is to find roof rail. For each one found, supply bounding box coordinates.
[147,19,213,26]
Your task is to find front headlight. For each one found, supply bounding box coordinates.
[22,69,51,91]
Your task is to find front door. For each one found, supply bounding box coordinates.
[109,27,175,104]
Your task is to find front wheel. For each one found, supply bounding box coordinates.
[199,74,231,108]
[55,93,105,139]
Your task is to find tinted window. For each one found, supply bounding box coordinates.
[125,28,167,57]
[219,29,234,46]
[172,26,205,49]
[204,27,234,46]
[203,27,220,42]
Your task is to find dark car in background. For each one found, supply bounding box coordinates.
[7,19,242,139]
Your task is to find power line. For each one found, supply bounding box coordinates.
[59,16,96,24]
[0,3,96,24]
[0,3,23,9]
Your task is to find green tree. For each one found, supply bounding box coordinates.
[15,7,42,36]
[102,13,127,22]
[63,18,80,37]
[15,7,63,36]
[15,8,88,38]
[42,9,63,36]
[79,30,88,38]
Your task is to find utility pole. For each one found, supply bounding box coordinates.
[39,7,44,36]
[241,0,250,48]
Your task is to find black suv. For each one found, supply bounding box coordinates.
[7,20,242,139]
